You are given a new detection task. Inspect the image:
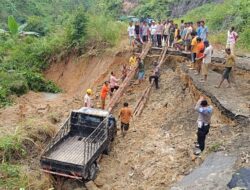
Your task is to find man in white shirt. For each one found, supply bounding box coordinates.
[197,40,213,82]
[226,26,238,56]
[150,21,157,46]
[127,22,135,46]
[84,89,92,108]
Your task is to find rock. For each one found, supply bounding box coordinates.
[85,181,100,190]
[102,184,111,190]
[94,176,105,187]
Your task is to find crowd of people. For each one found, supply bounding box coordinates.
[82,19,239,153]
[127,19,238,86]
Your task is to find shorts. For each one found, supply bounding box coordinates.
[191,53,196,63]
[111,86,119,93]
[138,71,145,80]
[121,122,129,131]
[184,39,191,46]
[195,59,202,69]
[223,67,232,79]
[202,63,209,75]
[129,36,135,45]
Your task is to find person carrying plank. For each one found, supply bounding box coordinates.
[119,102,133,137]
[100,81,109,110]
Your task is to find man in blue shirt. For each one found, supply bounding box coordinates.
[194,96,213,155]
[200,20,209,41]
[196,21,202,37]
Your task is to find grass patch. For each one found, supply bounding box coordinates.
[208,142,223,152]
[0,163,53,190]
[87,15,126,47]
[0,163,28,189]
[0,120,56,163]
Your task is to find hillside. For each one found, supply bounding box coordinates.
[0,1,250,189]
[0,0,125,107]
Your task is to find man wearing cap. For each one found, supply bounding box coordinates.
[194,96,213,155]
[84,89,93,108]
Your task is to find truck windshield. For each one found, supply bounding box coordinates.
[78,114,104,126]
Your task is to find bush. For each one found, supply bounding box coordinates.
[23,71,61,93]
[87,15,125,46]
[0,134,26,162]
[9,80,29,96]
[67,8,88,45]
[0,163,28,189]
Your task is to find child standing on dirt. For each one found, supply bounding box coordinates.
[194,96,213,155]
[84,89,93,108]
[100,81,109,110]
[215,48,235,88]
[119,102,133,137]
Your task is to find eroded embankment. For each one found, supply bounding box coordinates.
[80,55,246,190]
[0,50,133,190]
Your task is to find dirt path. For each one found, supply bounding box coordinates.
[0,41,249,190]
[93,57,238,189]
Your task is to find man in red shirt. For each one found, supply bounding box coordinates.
[195,37,205,75]
[100,81,109,110]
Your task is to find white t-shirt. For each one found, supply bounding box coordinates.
[84,94,91,108]
[203,45,213,64]
[150,25,157,35]
[227,30,238,44]
[127,26,135,37]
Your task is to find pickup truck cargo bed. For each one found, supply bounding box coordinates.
[40,108,117,180]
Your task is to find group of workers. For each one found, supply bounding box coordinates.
[128,18,239,155]
[84,18,239,153]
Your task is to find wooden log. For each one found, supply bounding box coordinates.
[133,47,168,116]
[107,43,152,112]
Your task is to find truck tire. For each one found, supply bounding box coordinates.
[88,162,98,181]
[103,142,111,155]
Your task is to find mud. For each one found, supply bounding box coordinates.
[90,56,247,190]
[0,46,249,190]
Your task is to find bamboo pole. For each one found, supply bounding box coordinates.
[107,43,152,112]
[133,46,168,116]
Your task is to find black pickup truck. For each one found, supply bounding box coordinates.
[40,107,117,180]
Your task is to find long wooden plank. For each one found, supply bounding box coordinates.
[133,47,168,116]
[107,43,152,112]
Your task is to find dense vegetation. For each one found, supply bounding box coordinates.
[0,0,124,107]
[0,1,124,188]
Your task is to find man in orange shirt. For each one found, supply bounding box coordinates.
[119,102,133,137]
[195,37,205,75]
[100,81,109,110]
